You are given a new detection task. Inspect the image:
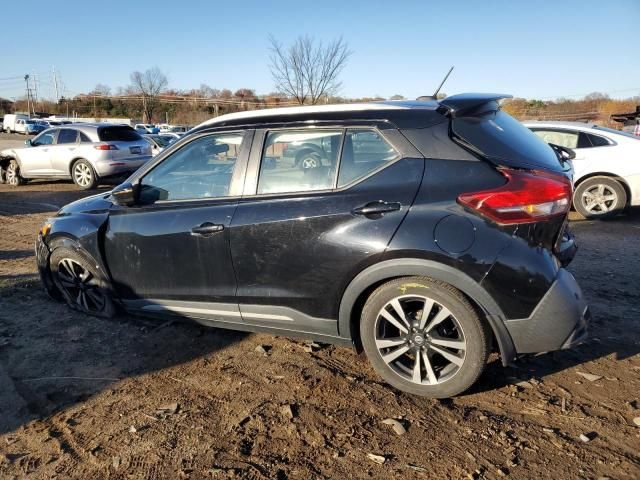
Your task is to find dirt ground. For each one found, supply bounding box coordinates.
[0,178,639,480]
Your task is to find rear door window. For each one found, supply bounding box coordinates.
[453,110,562,171]
[98,126,142,142]
[257,130,342,194]
[57,128,78,144]
[531,129,579,149]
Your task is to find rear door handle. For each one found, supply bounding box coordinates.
[352,201,402,216]
[191,222,224,236]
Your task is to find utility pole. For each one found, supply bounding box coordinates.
[24,74,32,116]
[52,66,59,103]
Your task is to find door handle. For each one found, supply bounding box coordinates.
[352,201,401,216]
[191,222,224,236]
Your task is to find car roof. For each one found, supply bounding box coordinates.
[194,100,444,131]
[192,93,512,132]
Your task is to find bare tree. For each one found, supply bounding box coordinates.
[269,35,351,105]
[91,84,111,96]
[130,67,168,122]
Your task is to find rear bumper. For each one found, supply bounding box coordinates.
[503,268,589,353]
[94,156,151,177]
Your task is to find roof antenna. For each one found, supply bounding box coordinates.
[417,66,454,101]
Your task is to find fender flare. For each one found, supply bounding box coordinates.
[338,258,516,365]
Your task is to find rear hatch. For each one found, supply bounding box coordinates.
[97,126,153,160]
[442,97,576,264]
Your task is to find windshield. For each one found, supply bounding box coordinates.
[593,125,640,140]
[98,126,142,142]
[26,120,36,125]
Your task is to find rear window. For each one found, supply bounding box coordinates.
[452,110,562,171]
[98,126,142,142]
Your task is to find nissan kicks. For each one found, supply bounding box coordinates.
[35,93,589,397]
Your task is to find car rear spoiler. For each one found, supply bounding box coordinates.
[438,93,513,117]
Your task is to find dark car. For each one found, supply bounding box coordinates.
[35,94,588,398]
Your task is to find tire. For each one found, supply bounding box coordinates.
[6,159,26,186]
[49,247,116,318]
[71,159,98,190]
[573,176,627,219]
[0,164,6,184]
[297,151,322,170]
[360,276,490,398]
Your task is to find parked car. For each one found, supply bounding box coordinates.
[35,94,588,398]
[134,123,159,134]
[17,119,46,135]
[38,120,64,128]
[524,121,640,218]
[3,113,30,133]
[0,124,152,189]
[160,132,185,141]
[143,133,175,156]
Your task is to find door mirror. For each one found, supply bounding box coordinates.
[111,182,138,206]
[24,139,32,146]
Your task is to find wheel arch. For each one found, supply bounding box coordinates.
[68,157,89,175]
[338,258,516,365]
[574,172,632,205]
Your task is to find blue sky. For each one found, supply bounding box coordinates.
[1,0,638,101]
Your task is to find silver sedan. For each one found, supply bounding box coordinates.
[0,124,153,189]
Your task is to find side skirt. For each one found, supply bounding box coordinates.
[121,299,352,348]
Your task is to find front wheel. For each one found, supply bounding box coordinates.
[72,159,98,190]
[360,277,490,398]
[6,159,26,186]
[49,247,116,318]
[573,176,626,219]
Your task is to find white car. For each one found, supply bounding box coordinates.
[524,121,640,219]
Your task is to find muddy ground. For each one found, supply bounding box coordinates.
[0,178,639,480]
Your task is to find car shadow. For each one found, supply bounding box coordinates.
[0,283,249,435]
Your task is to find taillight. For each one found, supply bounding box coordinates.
[457,168,572,224]
[94,144,119,150]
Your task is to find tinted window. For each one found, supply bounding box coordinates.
[57,128,78,144]
[258,130,342,194]
[79,131,92,143]
[586,133,610,147]
[453,111,561,171]
[338,129,399,187]
[32,130,56,146]
[140,133,243,202]
[98,126,142,142]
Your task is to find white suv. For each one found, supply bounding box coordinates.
[524,121,640,219]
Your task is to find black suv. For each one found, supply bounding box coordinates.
[35,94,589,397]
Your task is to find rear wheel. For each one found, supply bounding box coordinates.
[297,151,322,170]
[574,176,626,219]
[6,159,26,186]
[72,159,98,190]
[360,277,490,398]
[49,247,115,318]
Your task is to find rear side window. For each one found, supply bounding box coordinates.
[79,132,92,143]
[98,126,142,142]
[586,133,610,147]
[338,129,399,187]
[453,110,561,171]
[57,129,78,144]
